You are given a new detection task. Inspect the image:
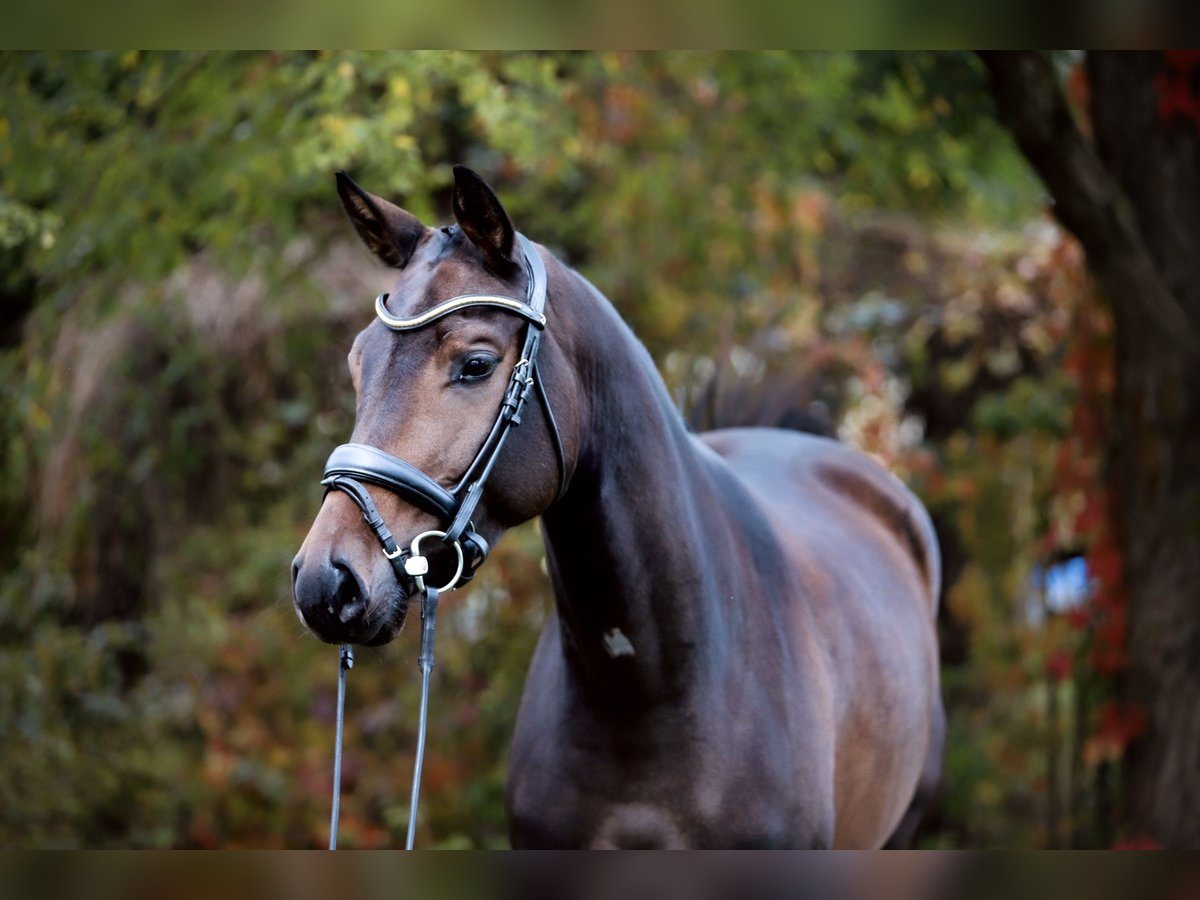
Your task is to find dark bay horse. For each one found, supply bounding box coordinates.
[292,166,944,848]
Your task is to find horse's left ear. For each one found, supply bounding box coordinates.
[452,165,516,269]
[336,170,427,269]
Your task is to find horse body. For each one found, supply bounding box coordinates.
[293,166,943,849]
[506,264,941,848]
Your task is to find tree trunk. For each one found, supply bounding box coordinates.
[980,51,1200,847]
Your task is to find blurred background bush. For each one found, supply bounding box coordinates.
[0,51,1189,847]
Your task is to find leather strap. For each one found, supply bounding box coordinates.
[377,293,546,331]
[323,443,456,520]
[322,475,410,581]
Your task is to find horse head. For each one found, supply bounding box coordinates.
[292,167,577,646]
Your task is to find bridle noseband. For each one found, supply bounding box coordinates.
[321,232,564,593]
[320,232,565,849]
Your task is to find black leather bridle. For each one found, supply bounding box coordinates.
[321,232,564,849]
[321,231,564,594]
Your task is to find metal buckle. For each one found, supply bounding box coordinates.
[405,530,465,593]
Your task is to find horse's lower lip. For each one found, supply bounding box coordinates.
[303,598,407,646]
[363,622,401,646]
[308,618,385,645]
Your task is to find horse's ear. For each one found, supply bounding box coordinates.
[335,170,426,269]
[452,165,516,269]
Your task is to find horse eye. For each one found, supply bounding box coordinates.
[457,355,498,383]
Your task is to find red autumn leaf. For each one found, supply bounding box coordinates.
[1045,648,1073,682]
[1091,646,1126,675]
[1074,495,1104,536]
[1086,539,1122,591]
[1062,346,1085,378]
[1155,71,1200,126]
[1096,701,1147,747]
[1084,702,1146,768]
[1095,616,1128,657]
[1067,605,1091,631]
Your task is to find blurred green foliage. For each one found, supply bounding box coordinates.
[0,51,1114,847]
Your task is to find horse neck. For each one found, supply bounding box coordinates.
[540,268,733,709]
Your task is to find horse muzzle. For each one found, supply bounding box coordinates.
[292,554,409,645]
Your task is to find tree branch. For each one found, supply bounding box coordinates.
[978,51,1198,354]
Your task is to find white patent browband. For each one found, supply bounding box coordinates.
[375,293,547,331]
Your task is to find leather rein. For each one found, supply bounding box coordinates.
[321,232,564,849]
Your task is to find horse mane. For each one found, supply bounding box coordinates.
[686,358,939,601]
[684,365,839,438]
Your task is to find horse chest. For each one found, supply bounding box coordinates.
[506,661,834,848]
[507,740,831,849]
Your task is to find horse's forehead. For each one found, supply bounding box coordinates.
[384,241,514,320]
[354,250,524,365]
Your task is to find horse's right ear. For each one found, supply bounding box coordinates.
[335,170,426,269]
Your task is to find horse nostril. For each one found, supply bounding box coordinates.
[332,562,367,624]
[294,556,381,642]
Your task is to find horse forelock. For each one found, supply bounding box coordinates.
[378,225,530,324]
